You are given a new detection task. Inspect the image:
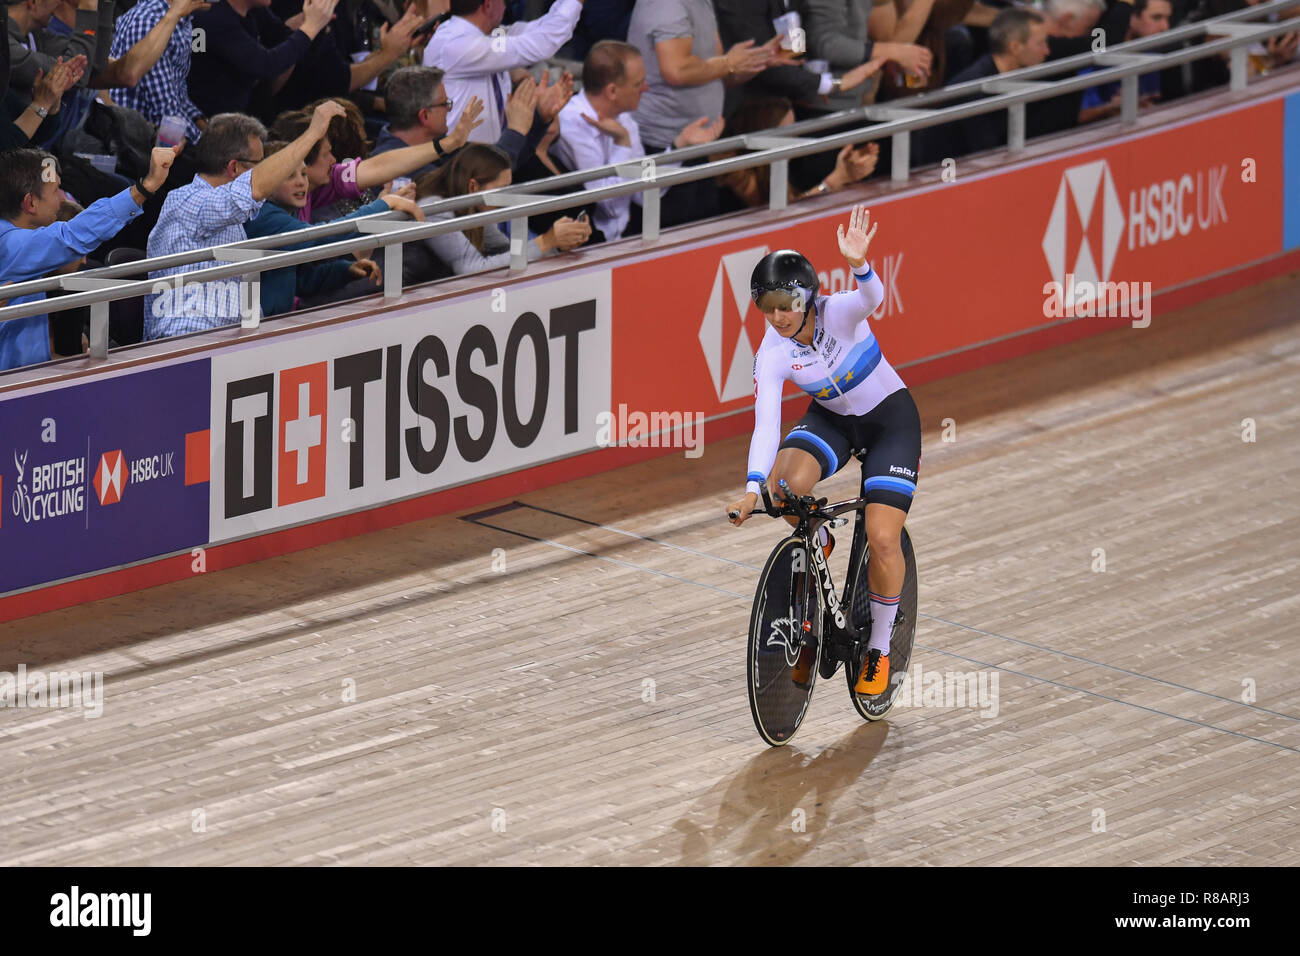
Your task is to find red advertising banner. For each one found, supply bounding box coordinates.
[611,100,1285,422]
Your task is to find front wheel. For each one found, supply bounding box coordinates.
[747,535,823,746]
[846,526,918,721]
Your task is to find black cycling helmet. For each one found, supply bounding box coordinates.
[751,249,819,336]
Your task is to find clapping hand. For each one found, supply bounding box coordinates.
[506,75,539,135]
[673,116,723,148]
[536,70,574,123]
[444,96,485,151]
[831,142,878,186]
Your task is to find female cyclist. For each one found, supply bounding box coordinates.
[727,204,921,698]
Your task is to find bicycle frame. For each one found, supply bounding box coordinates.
[753,479,871,669]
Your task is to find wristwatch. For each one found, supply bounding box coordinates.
[433,137,448,157]
[133,179,157,201]
[28,103,50,119]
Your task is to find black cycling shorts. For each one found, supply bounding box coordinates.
[779,388,922,513]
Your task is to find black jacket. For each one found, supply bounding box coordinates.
[715,0,823,107]
[188,4,314,117]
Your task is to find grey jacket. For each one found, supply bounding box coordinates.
[804,0,880,109]
[423,209,551,276]
[6,3,115,95]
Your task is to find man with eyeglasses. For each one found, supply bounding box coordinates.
[144,102,347,340]
[372,65,547,178]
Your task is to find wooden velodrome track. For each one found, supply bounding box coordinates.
[1,272,1297,866]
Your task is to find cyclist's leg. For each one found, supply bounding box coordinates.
[773,402,854,531]
[865,503,908,596]
[856,389,922,652]
[769,447,821,533]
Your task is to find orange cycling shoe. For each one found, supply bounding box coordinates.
[854,648,889,696]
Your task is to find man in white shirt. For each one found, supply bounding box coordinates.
[553,39,721,242]
[424,0,585,144]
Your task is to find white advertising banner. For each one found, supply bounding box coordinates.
[207,271,612,543]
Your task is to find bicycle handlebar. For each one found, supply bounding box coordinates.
[727,480,827,523]
[727,479,860,527]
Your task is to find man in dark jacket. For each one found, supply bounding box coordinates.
[922,0,1132,162]
[188,0,337,119]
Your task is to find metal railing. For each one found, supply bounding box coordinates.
[2,0,1297,365]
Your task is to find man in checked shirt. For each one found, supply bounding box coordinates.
[107,0,212,146]
[143,99,351,339]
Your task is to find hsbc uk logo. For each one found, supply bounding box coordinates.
[92,449,177,507]
[699,247,770,403]
[1042,158,1230,328]
[93,450,126,506]
[1041,159,1134,321]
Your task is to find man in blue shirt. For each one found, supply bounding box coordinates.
[0,144,179,372]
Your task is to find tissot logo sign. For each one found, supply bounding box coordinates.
[209,273,612,541]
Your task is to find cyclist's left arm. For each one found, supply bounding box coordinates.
[823,260,885,340]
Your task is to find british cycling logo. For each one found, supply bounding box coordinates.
[9,448,85,524]
[1041,158,1150,328]
[699,247,771,402]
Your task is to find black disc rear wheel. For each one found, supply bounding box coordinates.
[747,536,823,746]
[846,526,918,721]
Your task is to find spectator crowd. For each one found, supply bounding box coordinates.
[1,0,1295,371]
